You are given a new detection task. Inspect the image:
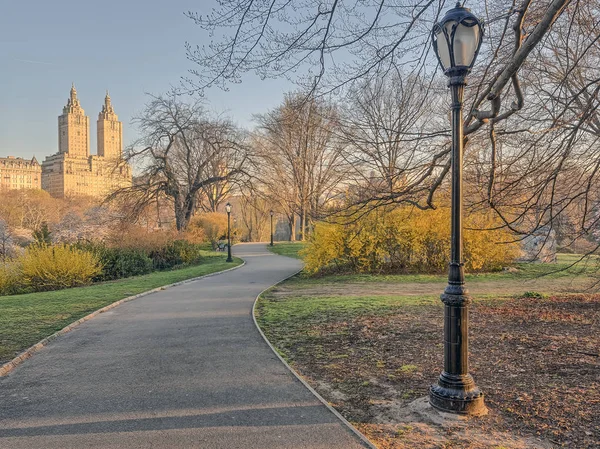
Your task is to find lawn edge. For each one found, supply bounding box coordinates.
[0,259,245,377]
[252,270,378,449]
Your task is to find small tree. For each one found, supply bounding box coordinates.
[0,220,14,263]
[32,222,52,246]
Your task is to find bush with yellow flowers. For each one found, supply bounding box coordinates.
[20,244,103,292]
[303,207,518,274]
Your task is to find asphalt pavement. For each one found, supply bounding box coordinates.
[0,243,370,448]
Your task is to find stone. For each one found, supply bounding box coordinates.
[518,226,557,263]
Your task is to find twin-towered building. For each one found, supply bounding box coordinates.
[0,84,131,198]
[40,84,132,198]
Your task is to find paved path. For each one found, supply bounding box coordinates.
[0,243,369,449]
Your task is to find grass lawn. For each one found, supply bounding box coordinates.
[277,254,599,299]
[267,241,308,259]
[0,252,242,365]
[256,255,599,449]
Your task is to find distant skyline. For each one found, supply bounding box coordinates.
[0,0,292,160]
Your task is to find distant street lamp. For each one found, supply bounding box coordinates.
[430,3,486,415]
[225,202,233,263]
[270,210,274,246]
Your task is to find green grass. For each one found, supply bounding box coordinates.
[284,253,598,286]
[0,252,242,364]
[256,252,598,347]
[257,293,438,327]
[267,242,308,259]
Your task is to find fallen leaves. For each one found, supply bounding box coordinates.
[260,293,600,448]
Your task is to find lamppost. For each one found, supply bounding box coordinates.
[225,202,233,263]
[430,3,486,415]
[270,210,274,246]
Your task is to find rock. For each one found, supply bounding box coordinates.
[518,226,557,263]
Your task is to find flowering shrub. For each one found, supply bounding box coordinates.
[20,244,102,291]
[303,207,519,274]
[0,261,23,295]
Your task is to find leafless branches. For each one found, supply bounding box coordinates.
[109,95,250,231]
[183,0,600,254]
[253,92,348,239]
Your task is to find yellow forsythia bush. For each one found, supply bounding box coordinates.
[20,244,103,292]
[0,261,23,295]
[303,207,519,274]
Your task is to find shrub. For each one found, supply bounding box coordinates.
[149,244,183,270]
[169,240,204,265]
[147,240,203,270]
[0,261,23,295]
[20,244,102,291]
[190,213,228,249]
[79,243,153,281]
[105,224,178,253]
[303,207,519,274]
[78,239,205,280]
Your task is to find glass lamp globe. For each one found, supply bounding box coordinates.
[432,3,484,77]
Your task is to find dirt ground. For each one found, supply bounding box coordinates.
[262,294,599,448]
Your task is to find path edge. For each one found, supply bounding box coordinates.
[252,269,378,449]
[0,260,246,377]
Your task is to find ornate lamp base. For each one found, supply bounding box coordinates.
[430,372,486,415]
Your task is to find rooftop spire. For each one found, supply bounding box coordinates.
[99,89,116,118]
[63,83,82,114]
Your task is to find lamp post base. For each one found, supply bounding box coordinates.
[430,373,486,415]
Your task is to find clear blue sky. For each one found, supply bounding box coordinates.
[0,0,291,160]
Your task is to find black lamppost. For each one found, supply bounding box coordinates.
[430,3,486,416]
[270,210,274,246]
[225,202,233,263]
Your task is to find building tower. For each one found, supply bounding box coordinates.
[58,83,89,157]
[97,91,123,159]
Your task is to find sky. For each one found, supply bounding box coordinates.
[0,0,292,160]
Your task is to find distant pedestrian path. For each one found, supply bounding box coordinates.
[0,243,369,449]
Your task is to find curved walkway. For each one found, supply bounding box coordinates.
[0,243,370,448]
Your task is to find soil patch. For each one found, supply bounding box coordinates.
[258,294,599,448]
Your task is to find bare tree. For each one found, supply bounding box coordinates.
[181,0,600,265]
[184,1,577,204]
[464,1,600,251]
[238,189,272,242]
[0,220,14,263]
[110,95,250,231]
[339,72,447,201]
[196,156,235,213]
[254,93,347,239]
[185,0,571,132]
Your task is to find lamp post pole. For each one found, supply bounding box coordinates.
[226,203,233,263]
[429,3,486,415]
[270,210,274,246]
[429,76,485,415]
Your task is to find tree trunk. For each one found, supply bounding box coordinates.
[289,214,296,241]
[174,193,197,231]
[300,207,306,241]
